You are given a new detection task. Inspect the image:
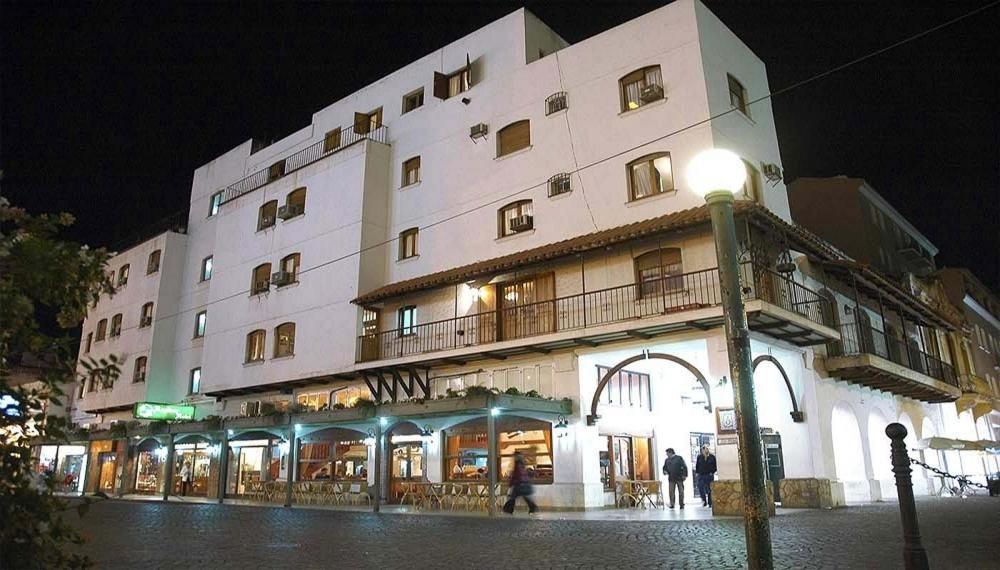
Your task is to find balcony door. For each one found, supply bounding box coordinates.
[498,273,555,341]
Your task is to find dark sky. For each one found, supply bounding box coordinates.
[3,1,998,291]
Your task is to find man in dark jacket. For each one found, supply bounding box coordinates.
[694,445,717,507]
[661,448,688,509]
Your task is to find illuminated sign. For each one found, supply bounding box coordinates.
[133,402,196,421]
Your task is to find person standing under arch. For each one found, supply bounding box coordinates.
[662,448,688,509]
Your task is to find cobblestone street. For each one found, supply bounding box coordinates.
[60,496,998,569]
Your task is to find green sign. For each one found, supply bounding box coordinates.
[133,402,196,421]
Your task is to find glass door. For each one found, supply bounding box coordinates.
[229,446,264,496]
[97,452,118,493]
[390,443,424,502]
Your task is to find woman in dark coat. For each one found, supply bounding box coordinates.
[502,452,538,514]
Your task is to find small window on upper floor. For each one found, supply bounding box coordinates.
[96,319,108,341]
[282,188,306,219]
[399,228,419,260]
[402,157,421,187]
[545,92,568,115]
[548,173,571,197]
[274,322,296,358]
[209,192,223,217]
[354,108,382,135]
[397,306,416,337]
[323,127,342,153]
[147,249,161,274]
[194,310,207,338]
[133,356,147,383]
[433,60,471,100]
[498,200,533,238]
[117,264,130,287]
[277,253,301,286]
[140,302,154,328]
[626,152,673,201]
[258,200,278,231]
[110,313,123,338]
[251,263,271,295]
[742,160,761,203]
[619,65,663,112]
[200,256,213,282]
[246,329,266,363]
[267,160,287,182]
[727,73,749,117]
[497,120,530,158]
[402,88,424,114]
[85,332,93,353]
[189,367,202,394]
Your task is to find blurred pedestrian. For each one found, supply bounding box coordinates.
[503,452,538,515]
[179,461,192,496]
[662,448,688,509]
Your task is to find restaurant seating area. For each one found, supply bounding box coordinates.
[616,480,664,509]
[398,481,509,512]
[243,480,372,505]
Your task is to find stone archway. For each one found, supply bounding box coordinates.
[752,354,803,422]
[587,351,711,425]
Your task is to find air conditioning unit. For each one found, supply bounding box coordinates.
[253,280,270,294]
[639,84,664,102]
[277,204,303,220]
[241,401,261,417]
[271,271,294,287]
[510,214,534,232]
[469,123,488,141]
[761,163,782,183]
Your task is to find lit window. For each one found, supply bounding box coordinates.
[496,120,530,157]
[117,264,130,287]
[434,64,471,100]
[189,367,202,394]
[619,65,663,112]
[133,357,147,383]
[626,152,672,201]
[597,365,652,410]
[245,330,266,362]
[402,88,424,114]
[140,302,154,328]
[443,417,553,484]
[398,306,416,337]
[727,73,749,116]
[634,249,683,298]
[200,256,213,282]
[95,319,107,341]
[274,322,296,357]
[110,314,123,338]
[402,157,421,187]
[147,250,161,274]
[399,228,419,260]
[498,200,533,238]
[209,192,223,217]
[194,311,207,338]
[258,200,278,230]
[296,391,329,411]
[354,108,382,135]
[251,263,272,295]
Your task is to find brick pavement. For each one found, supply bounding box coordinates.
[53,496,999,569]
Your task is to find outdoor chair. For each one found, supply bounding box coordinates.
[399,482,420,508]
[617,480,640,508]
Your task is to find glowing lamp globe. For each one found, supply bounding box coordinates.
[686,149,746,198]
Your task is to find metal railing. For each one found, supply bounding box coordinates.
[221,124,388,205]
[356,262,832,362]
[829,321,958,387]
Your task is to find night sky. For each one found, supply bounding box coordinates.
[3,1,998,291]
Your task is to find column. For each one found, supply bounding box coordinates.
[162,436,175,501]
[80,440,93,495]
[372,423,382,513]
[284,426,297,508]
[217,430,229,503]
[487,408,498,517]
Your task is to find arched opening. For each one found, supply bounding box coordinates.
[133,437,167,495]
[442,416,554,484]
[752,355,802,422]
[386,421,425,502]
[296,427,368,482]
[226,430,287,497]
[867,410,893,496]
[831,402,869,503]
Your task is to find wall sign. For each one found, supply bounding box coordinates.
[716,407,737,435]
[133,402,196,421]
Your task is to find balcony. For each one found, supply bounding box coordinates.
[825,321,961,403]
[220,124,389,206]
[356,263,839,366]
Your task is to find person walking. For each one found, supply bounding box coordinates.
[694,444,717,507]
[179,461,192,496]
[661,448,688,509]
[502,452,539,515]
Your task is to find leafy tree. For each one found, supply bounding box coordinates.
[1,196,117,569]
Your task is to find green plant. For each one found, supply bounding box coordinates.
[148,420,167,433]
[108,423,127,438]
[332,402,347,410]
[504,386,521,396]
[523,389,541,399]
[464,385,492,397]
[351,397,376,410]
[444,388,463,398]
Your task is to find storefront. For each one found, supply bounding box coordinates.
[172,436,215,497]
[226,431,288,497]
[88,440,121,494]
[443,416,554,484]
[55,445,88,493]
[133,438,167,495]
[296,427,368,481]
[387,423,425,502]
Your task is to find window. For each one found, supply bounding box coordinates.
[600,435,653,491]
[274,322,296,357]
[397,306,416,336]
[110,314,123,338]
[596,365,652,410]
[331,386,366,408]
[727,73,749,116]
[634,249,683,298]
[443,417,553,484]
[251,263,271,295]
[209,192,223,217]
[296,391,329,411]
[545,92,567,115]
[200,256,213,282]
[140,302,154,328]
[285,188,306,217]
[278,253,300,284]
[258,200,278,230]
[548,173,571,197]
[402,157,420,187]
[245,330,266,362]
[354,108,382,135]
[619,65,663,112]
[117,264,130,287]
[323,127,342,153]
[434,64,471,100]
[402,88,424,114]
[398,228,418,260]
[189,367,202,394]
[96,319,108,341]
[194,311,207,338]
[133,357,147,383]
[84,332,93,353]
[498,200,533,237]
[147,249,161,274]
[496,120,530,157]
[626,152,673,201]
[267,160,286,182]
[742,160,761,202]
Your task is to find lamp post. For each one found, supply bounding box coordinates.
[685,149,773,569]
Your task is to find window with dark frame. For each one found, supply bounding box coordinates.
[96,319,107,341]
[251,263,272,295]
[110,314,122,337]
[85,332,93,353]
[626,152,673,201]
[619,65,663,112]
[443,417,554,484]
[548,173,571,197]
[545,92,567,115]
[286,188,306,217]
[354,108,382,135]
[194,310,207,338]
[258,200,278,230]
[323,128,342,153]
[274,322,296,357]
[147,249,161,274]
[398,228,419,260]
[634,248,684,298]
[140,302,154,328]
[599,434,653,491]
[279,253,300,284]
[209,192,223,217]
[402,156,421,187]
[742,160,761,203]
[200,256,213,282]
[496,120,530,157]
[402,88,424,113]
[267,160,286,182]
[596,365,652,410]
[189,367,202,394]
[727,73,749,116]
[397,306,416,336]
[434,63,471,100]
[245,330,266,363]
[117,264,130,287]
[497,200,533,238]
[133,357,147,383]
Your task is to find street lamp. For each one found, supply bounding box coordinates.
[686,148,773,569]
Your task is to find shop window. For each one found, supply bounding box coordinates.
[619,65,663,112]
[626,152,673,201]
[194,311,207,338]
[397,306,416,336]
[296,391,329,411]
[402,88,424,114]
[398,228,418,260]
[274,322,296,357]
[147,249,161,274]
[189,368,202,394]
[727,73,749,117]
[497,200,533,237]
[402,156,421,187]
[140,302,154,328]
[297,430,369,481]
[323,127,342,153]
[596,365,651,410]
[251,263,271,295]
[258,200,278,230]
[600,435,653,491]
[496,120,530,157]
[209,191,223,217]
[330,386,365,408]
[246,329,266,362]
[117,264,130,287]
[133,356,147,383]
[633,248,683,298]
[200,256,213,282]
[443,416,554,484]
[110,314,123,338]
[95,319,108,341]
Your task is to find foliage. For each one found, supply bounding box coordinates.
[201,415,222,430]
[331,402,347,410]
[503,387,521,396]
[523,390,541,398]
[350,397,376,410]
[463,385,494,397]
[1,197,117,569]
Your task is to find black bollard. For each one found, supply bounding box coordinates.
[885,423,929,570]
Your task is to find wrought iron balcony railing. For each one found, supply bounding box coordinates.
[828,321,958,387]
[356,262,832,362]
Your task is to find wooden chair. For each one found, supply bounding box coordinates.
[246,480,263,501]
[399,482,420,508]
[617,480,639,508]
[643,480,664,508]
[348,482,371,505]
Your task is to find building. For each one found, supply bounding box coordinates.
[36,1,992,510]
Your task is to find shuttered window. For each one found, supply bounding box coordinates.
[323,128,342,152]
[497,120,530,157]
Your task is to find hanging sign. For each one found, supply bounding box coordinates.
[133,402,196,421]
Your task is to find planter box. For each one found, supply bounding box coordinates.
[377,394,572,419]
[224,413,290,431]
[290,407,373,426]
